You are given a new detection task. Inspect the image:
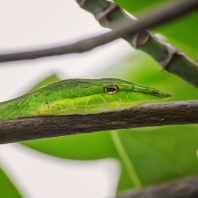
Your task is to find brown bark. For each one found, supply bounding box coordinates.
[0,101,198,144]
[116,175,198,198]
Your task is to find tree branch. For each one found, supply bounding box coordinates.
[115,175,198,198]
[77,0,198,88]
[0,100,198,144]
[0,0,198,63]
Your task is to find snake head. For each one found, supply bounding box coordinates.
[103,78,172,103]
[145,88,172,101]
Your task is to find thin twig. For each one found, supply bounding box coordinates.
[0,0,198,63]
[115,175,198,198]
[0,100,198,144]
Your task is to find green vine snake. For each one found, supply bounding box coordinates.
[0,78,171,121]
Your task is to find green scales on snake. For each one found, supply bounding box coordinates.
[0,78,171,121]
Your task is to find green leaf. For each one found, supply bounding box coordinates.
[113,0,166,14]
[115,125,198,192]
[113,0,198,61]
[103,52,198,192]
[100,51,198,100]
[156,11,198,62]
[0,168,22,198]
[22,132,119,160]
[3,0,198,195]
[21,52,198,193]
[29,74,60,91]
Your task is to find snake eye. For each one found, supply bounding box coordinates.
[104,85,118,95]
[151,91,157,96]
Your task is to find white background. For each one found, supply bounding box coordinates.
[0,0,134,197]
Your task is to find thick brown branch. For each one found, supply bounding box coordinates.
[0,101,198,144]
[0,0,198,62]
[115,175,198,198]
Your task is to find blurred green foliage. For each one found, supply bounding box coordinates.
[113,0,198,61]
[2,0,198,196]
[0,168,22,198]
[22,52,198,193]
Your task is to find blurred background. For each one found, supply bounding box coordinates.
[0,0,198,197]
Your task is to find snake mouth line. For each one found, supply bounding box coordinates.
[123,90,172,99]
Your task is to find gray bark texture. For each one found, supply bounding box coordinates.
[115,175,198,198]
[0,101,198,144]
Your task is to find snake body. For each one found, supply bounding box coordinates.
[0,78,171,121]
